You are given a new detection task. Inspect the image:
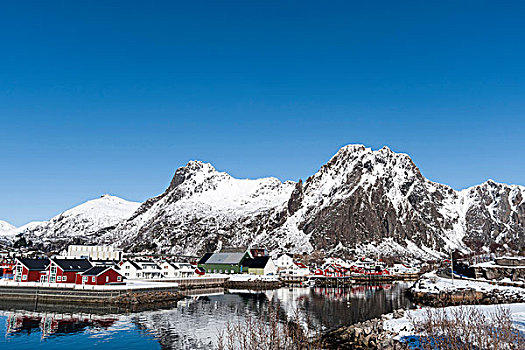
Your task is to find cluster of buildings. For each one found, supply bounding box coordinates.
[0,244,429,288]
[3,245,202,286]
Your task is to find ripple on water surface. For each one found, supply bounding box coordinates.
[0,283,413,350]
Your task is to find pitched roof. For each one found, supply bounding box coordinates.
[81,266,117,276]
[51,258,92,272]
[221,247,247,253]
[17,258,50,271]
[243,256,271,269]
[205,252,246,265]
[123,260,142,270]
[197,252,213,265]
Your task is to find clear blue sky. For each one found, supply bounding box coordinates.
[1,1,524,226]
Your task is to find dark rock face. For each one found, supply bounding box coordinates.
[287,180,304,215]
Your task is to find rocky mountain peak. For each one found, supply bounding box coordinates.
[167,160,227,192]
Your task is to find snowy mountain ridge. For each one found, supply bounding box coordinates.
[7,195,140,249]
[98,144,525,259]
[7,145,525,259]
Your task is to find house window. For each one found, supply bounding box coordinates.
[231,270,234,274]
[92,276,96,282]
[63,276,67,282]
[117,276,122,282]
[51,266,57,274]
[57,276,62,282]
[106,276,109,282]
[22,275,27,280]
[125,273,129,277]
[125,265,130,269]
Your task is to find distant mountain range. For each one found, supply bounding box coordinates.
[2,145,524,259]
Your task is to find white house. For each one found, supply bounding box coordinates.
[120,260,143,279]
[120,260,163,279]
[279,262,310,277]
[275,254,294,270]
[159,261,195,278]
[173,262,195,277]
[136,260,163,279]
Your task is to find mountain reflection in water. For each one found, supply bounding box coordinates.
[0,283,412,350]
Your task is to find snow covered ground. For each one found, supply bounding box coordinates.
[0,279,179,290]
[227,274,279,282]
[384,303,525,338]
[412,272,525,297]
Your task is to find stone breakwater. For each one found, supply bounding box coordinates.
[112,291,182,305]
[223,280,283,290]
[409,287,525,307]
[408,274,525,307]
[318,309,407,350]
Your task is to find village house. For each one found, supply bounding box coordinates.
[120,260,142,279]
[76,266,124,285]
[13,257,50,282]
[43,258,93,283]
[242,256,277,275]
[279,261,310,277]
[198,250,252,274]
[275,254,294,270]
[120,260,163,279]
[159,261,195,278]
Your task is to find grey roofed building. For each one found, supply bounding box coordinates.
[205,252,246,265]
[197,250,252,274]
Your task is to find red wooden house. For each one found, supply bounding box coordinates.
[43,258,93,283]
[76,266,124,285]
[13,258,50,282]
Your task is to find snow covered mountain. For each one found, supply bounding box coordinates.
[0,220,15,236]
[9,145,525,259]
[97,161,296,254]
[93,145,524,259]
[10,195,140,251]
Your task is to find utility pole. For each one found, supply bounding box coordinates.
[450,248,454,286]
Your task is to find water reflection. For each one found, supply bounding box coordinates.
[6,313,118,339]
[0,283,413,350]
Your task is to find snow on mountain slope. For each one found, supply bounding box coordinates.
[0,220,15,236]
[91,145,524,259]
[264,145,523,258]
[98,161,295,255]
[12,195,140,250]
[12,145,525,259]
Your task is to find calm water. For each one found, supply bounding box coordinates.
[0,283,413,350]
